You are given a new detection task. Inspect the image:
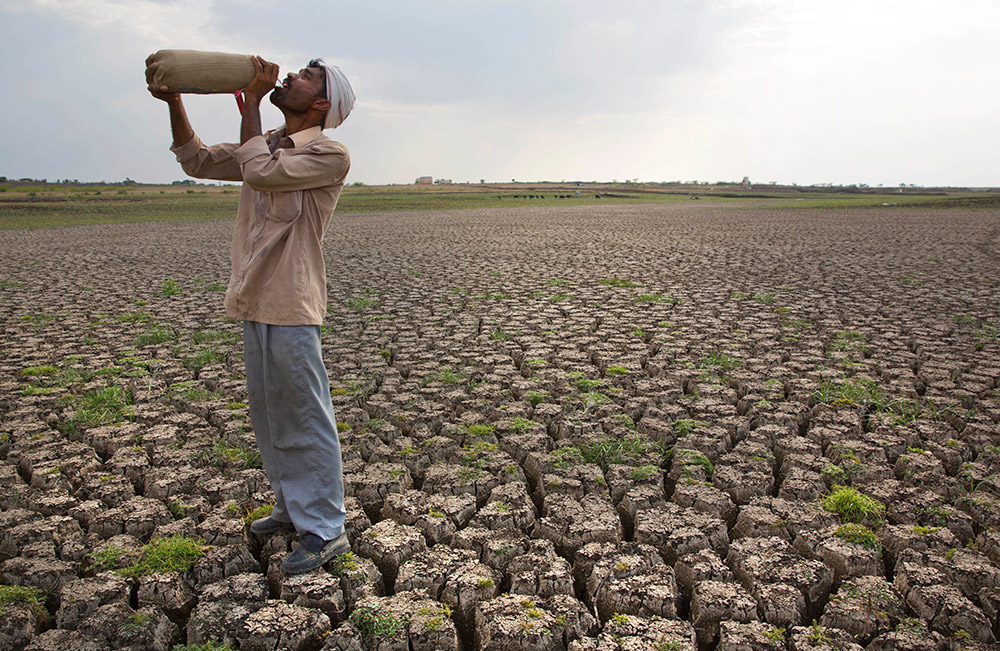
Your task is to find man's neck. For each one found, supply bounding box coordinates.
[282,113,323,136]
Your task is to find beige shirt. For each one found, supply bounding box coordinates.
[172,126,350,325]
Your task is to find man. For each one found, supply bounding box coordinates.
[146,54,355,574]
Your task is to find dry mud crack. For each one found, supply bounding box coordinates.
[1,202,999,650]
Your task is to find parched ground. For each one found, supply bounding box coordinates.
[1,202,999,650]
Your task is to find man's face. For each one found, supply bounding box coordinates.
[270,66,325,114]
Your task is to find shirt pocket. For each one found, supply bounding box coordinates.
[265,190,303,222]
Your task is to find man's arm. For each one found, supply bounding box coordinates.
[145,56,194,147]
[240,56,278,145]
[146,55,242,182]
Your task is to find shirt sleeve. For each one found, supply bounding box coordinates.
[233,135,350,192]
[170,134,244,182]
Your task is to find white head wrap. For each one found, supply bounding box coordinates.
[321,62,355,129]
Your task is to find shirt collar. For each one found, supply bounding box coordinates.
[288,125,323,149]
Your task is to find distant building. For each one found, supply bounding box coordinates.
[415,176,433,185]
[434,179,452,185]
[742,176,751,188]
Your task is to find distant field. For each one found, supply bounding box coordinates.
[1,182,997,229]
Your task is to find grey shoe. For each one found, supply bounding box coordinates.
[249,515,294,536]
[281,532,350,574]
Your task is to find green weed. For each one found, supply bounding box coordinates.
[0,584,47,620]
[117,535,209,578]
[599,277,642,288]
[350,603,407,644]
[834,523,881,549]
[821,486,885,524]
[158,279,181,297]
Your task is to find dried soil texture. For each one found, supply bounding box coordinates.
[1,202,999,649]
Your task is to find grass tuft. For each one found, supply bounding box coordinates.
[821,486,885,524]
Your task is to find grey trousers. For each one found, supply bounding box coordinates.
[242,321,346,541]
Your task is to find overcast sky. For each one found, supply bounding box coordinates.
[2,0,998,187]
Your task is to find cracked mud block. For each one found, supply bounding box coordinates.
[916,546,1000,606]
[471,480,537,531]
[506,538,573,598]
[76,602,178,651]
[674,426,732,464]
[280,569,347,623]
[21,628,105,651]
[452,526,531,572]
[188,573,269,646]
[1,555,78,598]
[825,439,894,485]
[690,580,758,647]
[604,462,663,504]
[716,620,791,651]
[355,519,426,591]
[777,467,827,502]
[634,501,728,565]
[85,534,144,575]
[373,434,459,481]
[344,462,412,519]
[672,478,737,527]
[569,613,695,651]
[792,525,884,586]
[616,482,667,535]
[236,599,332,651]
[137,570,196,619]
[538,463,606,502]
[894,450,962,498]
[572,541,653,589]
[712,454,773,506]
[726,536,832,624]
[56,571,131,630]
[587,548,678,622]
[534,493,622,557]
[421,461,508,509]
[381,489,476,544]
[338,496,372,545]
[893,552,995,643]
[731,501,794,541]
[751,582,806,629]
[144,465,210,502]
[396,546,478,597]
[475,593,596,651]
[673,548,735,604]
[820,575,904,644]
[787,624,864,651]
[190,542,256,586]
[0,597,46,651]
[89,495,173,542]
[330,591,460,651]
[879,523,959,570]
[956,491,1000,532]
[760,496,839,541]
[196,509,247,547]
[75,473,135,509]
[440,559,503,636]
[886,487,976,544]
[863,619,948,651]
[106,445,150,493]
[32,488,79,518]
[199,476,253,507]
[20,442,101,494]
[0,514,85,563]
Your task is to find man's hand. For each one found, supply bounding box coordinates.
[144,55,180,104]
[243,56,279,104]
